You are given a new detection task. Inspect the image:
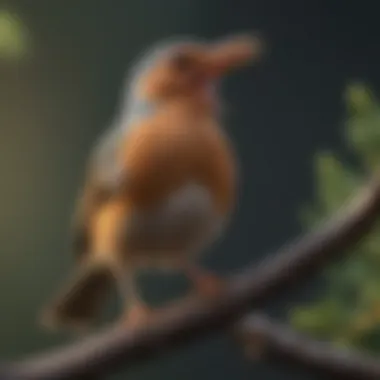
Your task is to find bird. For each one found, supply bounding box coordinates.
[40,33,262,331]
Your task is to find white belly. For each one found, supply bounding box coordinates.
[122,183,225,268]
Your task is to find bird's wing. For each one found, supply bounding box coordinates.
[70,109,237,259]
[70,126,127,260]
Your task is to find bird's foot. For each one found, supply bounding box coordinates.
[187,267,226,300]
[195,273,226,299]
[122,303,153,328]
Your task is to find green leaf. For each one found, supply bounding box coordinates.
[290,299,348,338]
[344,83,380,168]
[345,83,375,116]
[314,152,360,212]
[356,327,380,352]
[290,83,380,353]
[0,9,30,60]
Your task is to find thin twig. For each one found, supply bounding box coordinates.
[2,176,380,380]
[237,313,380,379]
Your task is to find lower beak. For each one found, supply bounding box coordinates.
[203,34,263,79]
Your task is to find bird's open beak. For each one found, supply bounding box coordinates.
[203,34,263,79]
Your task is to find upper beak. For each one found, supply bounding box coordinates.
[202,34,263,79]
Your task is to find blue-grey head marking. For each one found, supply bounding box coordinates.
[116,36,205,130]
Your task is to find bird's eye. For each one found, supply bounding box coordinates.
[171,53,193,71]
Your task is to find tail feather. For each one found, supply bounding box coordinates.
[40,259,115,331]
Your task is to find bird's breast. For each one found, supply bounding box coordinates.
[119,107,237,215]
[122,182,226,266]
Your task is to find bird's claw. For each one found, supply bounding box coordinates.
[192,273,226,300]
[121,304,153,328]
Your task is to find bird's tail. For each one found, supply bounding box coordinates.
[40,258,115,332]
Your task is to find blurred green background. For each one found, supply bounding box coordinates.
[1,1,380,380]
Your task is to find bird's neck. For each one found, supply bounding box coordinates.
[118,96,158,130]
[118,93,221,131]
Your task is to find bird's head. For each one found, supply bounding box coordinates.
[125,34,262,110]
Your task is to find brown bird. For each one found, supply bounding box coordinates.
[40,33,262,331]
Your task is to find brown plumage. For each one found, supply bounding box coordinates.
[40,33,262,331]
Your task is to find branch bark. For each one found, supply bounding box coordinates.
[2,176,380,380]
[237,313,380,379]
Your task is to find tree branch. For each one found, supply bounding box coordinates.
[2,176,380,380]
[237,313,380,379]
